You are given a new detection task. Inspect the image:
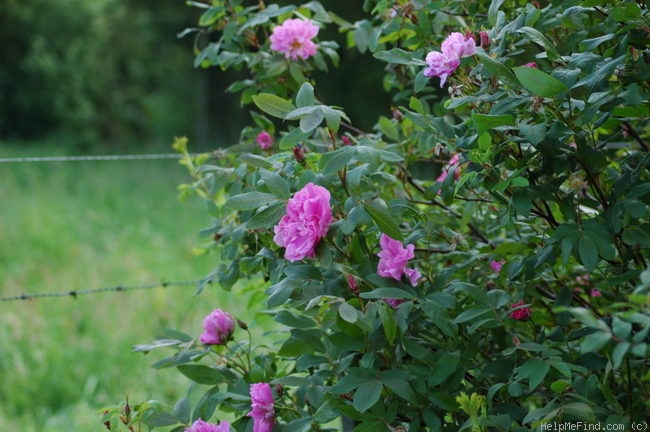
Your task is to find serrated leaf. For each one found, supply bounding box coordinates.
[513,66,568,97]
[252,93,296,119]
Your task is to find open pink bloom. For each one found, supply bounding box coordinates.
[510,300,532,321]
[441,32,477,59]
[490,260,504,273]
[200,309,235,345]
[424,32,476,87]
[424,51,460,87]
[273,183,332,262]
[247,383,275,432]
[256,131,273,150]
[185,419,230,432]
[269,19,319,60]
[377,234,421,286]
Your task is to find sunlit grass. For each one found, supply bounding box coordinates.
[0,142,270,431]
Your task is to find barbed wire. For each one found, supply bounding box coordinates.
[0,278,213,302]
[0,153,203,163]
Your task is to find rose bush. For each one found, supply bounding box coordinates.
[103,1,649,431]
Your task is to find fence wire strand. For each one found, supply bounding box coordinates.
[0,279,212,302]
[0,153,203,163]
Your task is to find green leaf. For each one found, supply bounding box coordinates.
[518,121,547,145]
[339,303,359,323]
[360,288,416,300]
[252,93,296,119]
[373,48,425,66]
[517,26,561,61]
[299,108,325,133]
[476,52,522,90]
[378,303,397,345]
[363,202,403,241]
[199,6,226,26]
[513,67,568,97]
[319,146,356,174]
[225,192,278,211]
[177,365,227,385]
[580,330,611,353]
[380,370,418,404]
[577,235,599,270]
[516,358,550,390]
[472,113,515,135]
[454,306,492,324]
[488,0,505,26]
[353,381,383,413]
[295,82,316,108]
[245,201,285,229]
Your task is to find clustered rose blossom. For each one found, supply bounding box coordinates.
[490,260,505,273]
[510,300,532,321]
[185,419,230,432]
[424,32,476,87]
[200,308,235,345]
[377,234,421,287]
[247,382,275,432]
[273,183,332,262]
[269,18,319,60]
[437,153,463,184]
[256,131,273,150]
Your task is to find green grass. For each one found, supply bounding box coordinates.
[0,142,268,431]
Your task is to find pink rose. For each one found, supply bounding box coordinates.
[424,32,476,87]
[185,419,230,432]
[200,309,235,345]
[269,19,319,60]
[490,260,504,273]
[424,51,460,87]
[247,383,275,432]
[377,234,421,287]
[524,62,538,68]
[441,32,477,59]
[273,183,332,262]
[510,300,532,321]
[256,131,273,150]
[590,289,602,298]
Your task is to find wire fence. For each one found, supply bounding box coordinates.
[0,278,213,303]
[0,153,202,163]
[0,150,219,303]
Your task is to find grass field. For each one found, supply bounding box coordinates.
[0,142,268,431]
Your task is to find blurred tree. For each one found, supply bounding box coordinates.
[0,0,199,149]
